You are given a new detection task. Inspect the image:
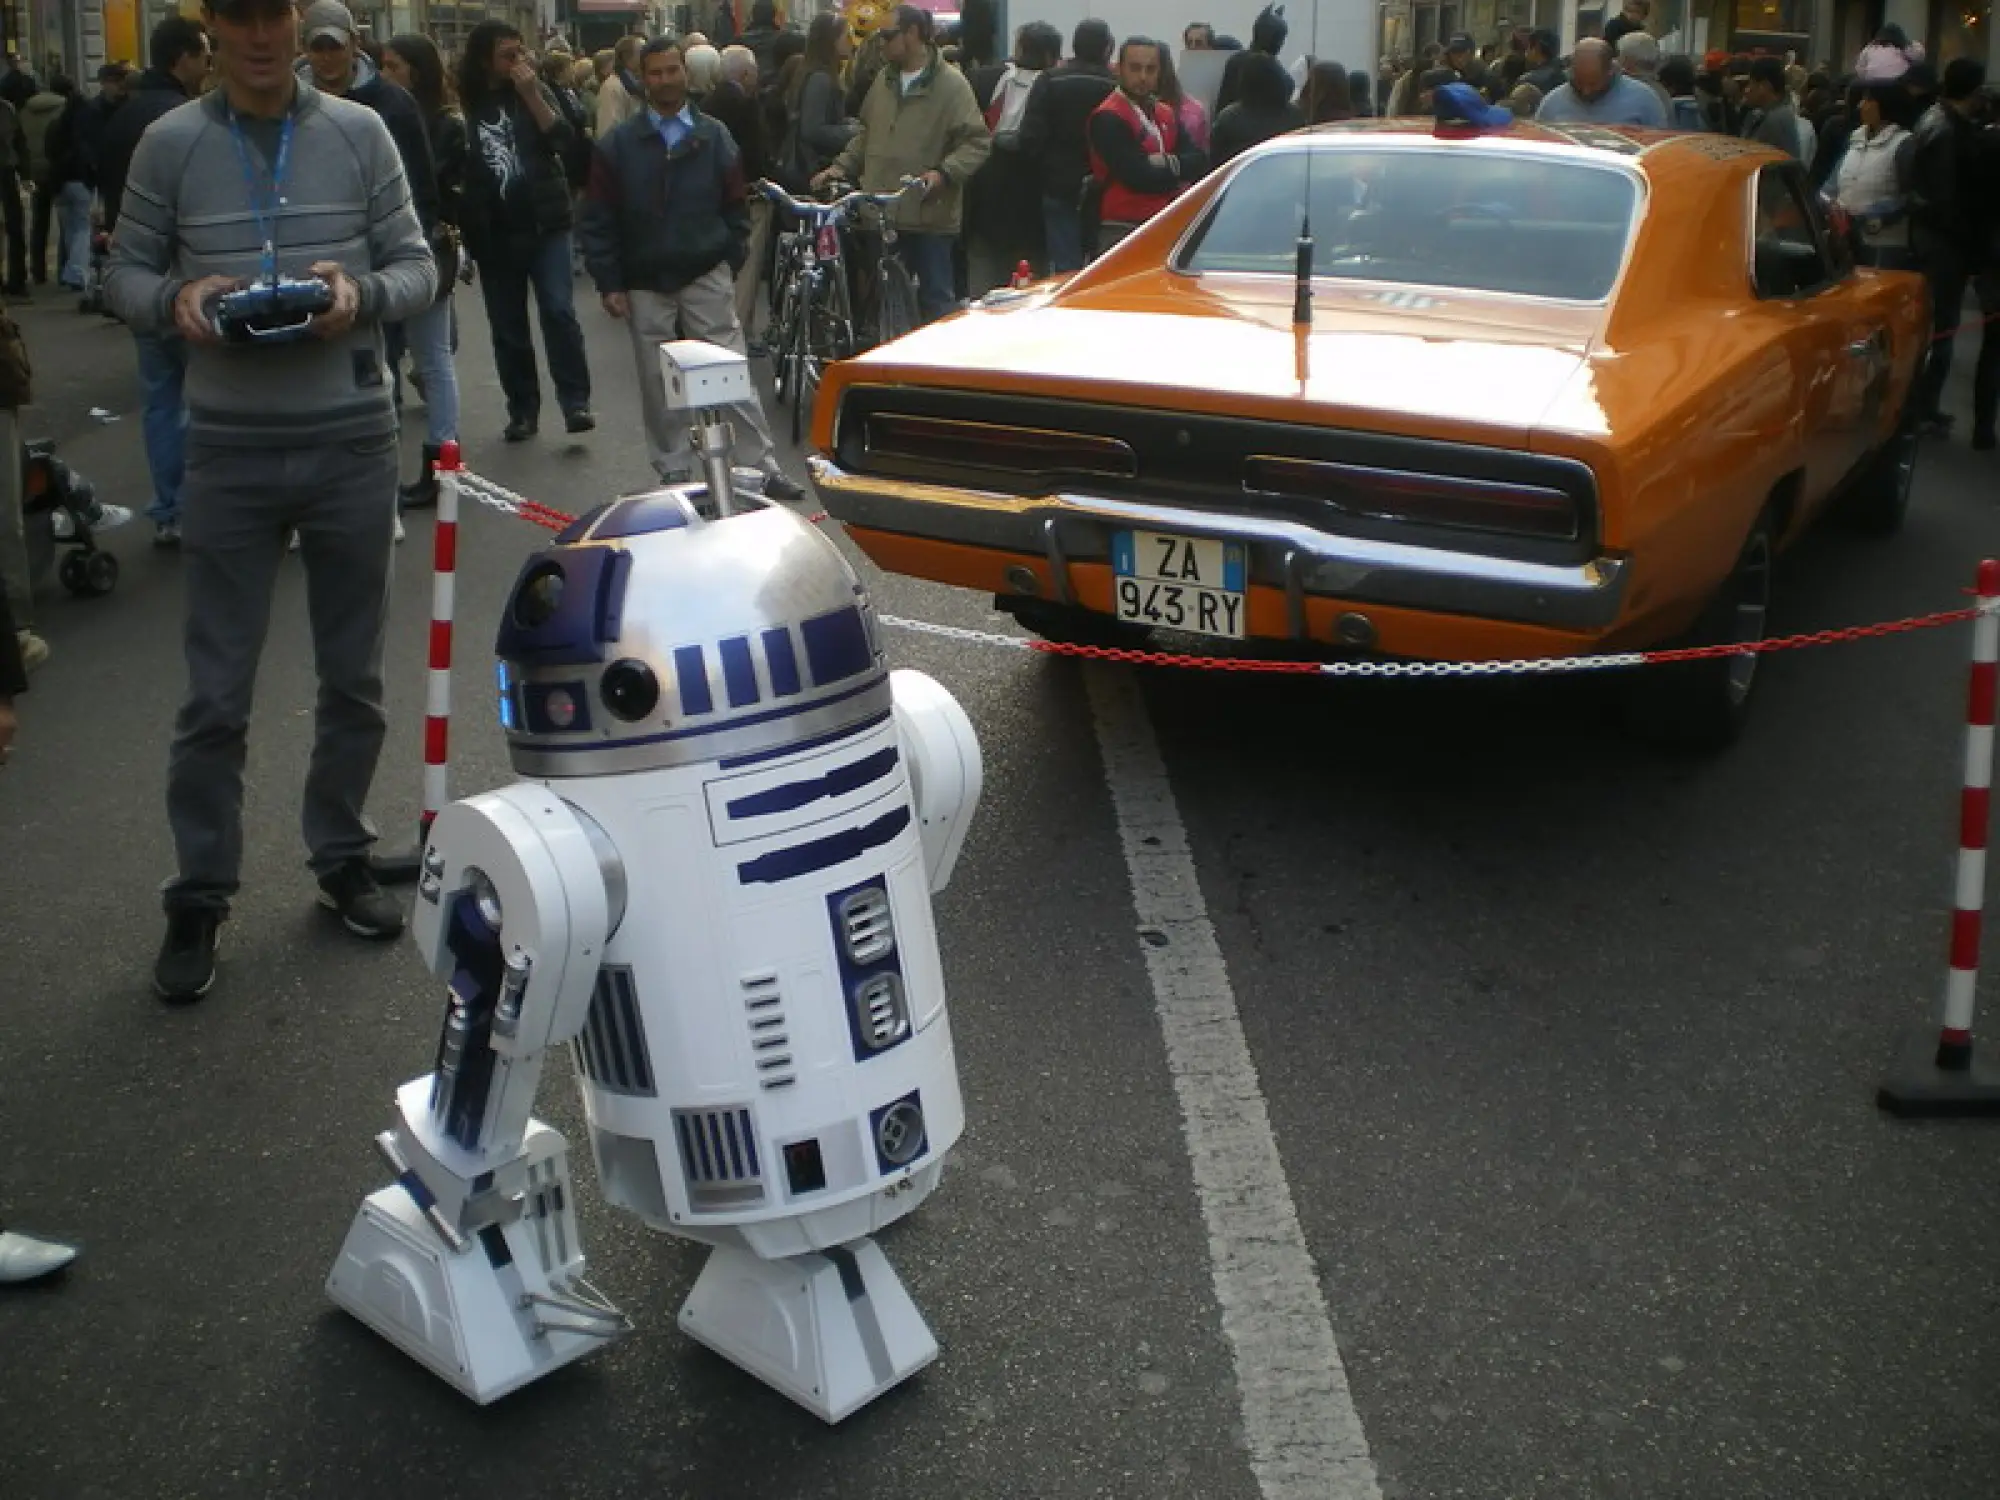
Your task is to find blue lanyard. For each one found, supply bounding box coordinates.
[226,101,296,283]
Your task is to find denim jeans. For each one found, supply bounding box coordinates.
[1043,194,1084,274]
[390,296,459,448]
[134,332,188,525]
[54,181,90,290]
[894,231,957,326]
[474,232,591,423]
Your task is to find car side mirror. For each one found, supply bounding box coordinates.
[1756,238,1823,296]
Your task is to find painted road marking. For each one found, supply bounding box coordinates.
[1084,665,1380,1500]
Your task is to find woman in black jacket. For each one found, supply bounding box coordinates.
[781,12,858,189]
[1211,51,1304,167]
[455,21,594,443]
[384,33,469,506]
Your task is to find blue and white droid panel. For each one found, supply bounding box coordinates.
[568,717,961,1235]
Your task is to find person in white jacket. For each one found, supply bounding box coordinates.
[1828,83,1915,269]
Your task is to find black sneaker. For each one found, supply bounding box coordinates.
[503,416,538,443]
[317,859,406,940]
[154,909,223,1003]
[563,408,597,434]
[762,470,806,504]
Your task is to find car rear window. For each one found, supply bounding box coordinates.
[1177,146,1641,302]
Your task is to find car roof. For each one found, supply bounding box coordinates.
[1276,118,1786,180]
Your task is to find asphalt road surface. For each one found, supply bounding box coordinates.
[3,279,1998,1500]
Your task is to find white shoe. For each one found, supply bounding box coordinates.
[287,529,300,553]
[0,1229,79,1283]
[393,511,405,544]
[90,502,133,531]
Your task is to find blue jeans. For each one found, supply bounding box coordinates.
[474,232,591,422]
[54,181,91,289]
[1043,194,1084,274]
[895,231,957,326]
[390,296,459,448]
[134,332,188,525]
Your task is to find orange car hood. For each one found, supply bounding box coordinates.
[845,275,1606,445]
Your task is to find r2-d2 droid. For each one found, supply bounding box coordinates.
[326,343,983,1423]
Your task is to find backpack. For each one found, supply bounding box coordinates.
[984,63,1038,149]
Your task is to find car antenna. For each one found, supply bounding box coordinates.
[1293,0,1319,329]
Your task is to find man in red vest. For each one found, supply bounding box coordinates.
[1086,37,1207,254]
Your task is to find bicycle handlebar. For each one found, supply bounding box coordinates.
[755,176,926,219]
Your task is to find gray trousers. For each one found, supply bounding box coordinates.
[166,434,398,913]
[627,268,778,483]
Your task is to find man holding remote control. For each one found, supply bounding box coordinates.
[105,0,437,1004]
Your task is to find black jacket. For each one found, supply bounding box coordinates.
[1211,100,1303,166]
[1088,96,1209,198]
[579,107,749,295]
[703,78,768,183]
[460,84,578,259]
[344,70,441,235]
[44,96,95,188]
[1909,102,1975,256]
[97,69,190,227]
[779,67,854,187]
[427,108,468,228]
[1018,61,1115,203]
[742,23,786,86]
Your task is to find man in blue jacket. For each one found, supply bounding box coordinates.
[579,38,799,500]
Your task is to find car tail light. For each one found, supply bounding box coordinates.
[1244,456,1579,541]
[861,413,1138,483]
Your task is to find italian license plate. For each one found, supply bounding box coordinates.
[1112,531,1248,639]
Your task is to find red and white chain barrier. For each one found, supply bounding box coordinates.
[428,470,2000,1115]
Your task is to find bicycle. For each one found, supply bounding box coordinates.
[758,178,925,446]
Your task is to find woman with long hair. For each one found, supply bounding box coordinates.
[1301,59,1353,124]
[1155,45,1210,151]
[381,33,468,506]
[780,12,857,188]
[455,20,593,442]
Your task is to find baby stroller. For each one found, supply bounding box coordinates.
[24,438,128,597]
[76,228,113,318]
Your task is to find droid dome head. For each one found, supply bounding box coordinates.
[494,494,889,777]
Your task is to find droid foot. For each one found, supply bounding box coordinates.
[678,1237,938,1423]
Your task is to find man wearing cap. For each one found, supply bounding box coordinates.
[105,0,437,1003]
[1442,34,1489,95]
[1534,37,1665,127]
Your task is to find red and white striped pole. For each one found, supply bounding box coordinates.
[1879,557,2000,1116]
[420,439,461,848]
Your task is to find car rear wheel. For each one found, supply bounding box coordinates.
[997,597,1153,651]
[1623,517,1773,753]
[1842,411,1919,535]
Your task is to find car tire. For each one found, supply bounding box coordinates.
[997,597,1152,652]
[1842,411,1919,536]
[1623,516,1773,753]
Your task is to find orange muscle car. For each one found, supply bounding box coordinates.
[808,121,1930,746]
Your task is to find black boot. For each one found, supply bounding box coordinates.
[399,443,442,510]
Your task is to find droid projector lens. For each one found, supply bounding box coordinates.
[513,562,565,629]
[601,659,660,721]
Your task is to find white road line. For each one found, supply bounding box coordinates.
[1084,665,1381,1500]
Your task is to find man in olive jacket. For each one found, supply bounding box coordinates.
[812,4,990,325]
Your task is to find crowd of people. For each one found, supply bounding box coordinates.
[0,0,1998,1278]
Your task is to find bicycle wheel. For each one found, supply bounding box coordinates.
[878,253,919,346]
[770,261,804,407]
[797,264,855,448]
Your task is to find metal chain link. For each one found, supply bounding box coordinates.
[452,468,1995,681]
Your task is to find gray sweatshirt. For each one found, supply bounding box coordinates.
[105,84,437,447]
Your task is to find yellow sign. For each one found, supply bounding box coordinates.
[104,0,138,67]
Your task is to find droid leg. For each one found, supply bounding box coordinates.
[678,1236,937,1424]
[328,1083,629,1403]
[328,786,626,1402]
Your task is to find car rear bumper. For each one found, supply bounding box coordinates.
[808,459,1631,635]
